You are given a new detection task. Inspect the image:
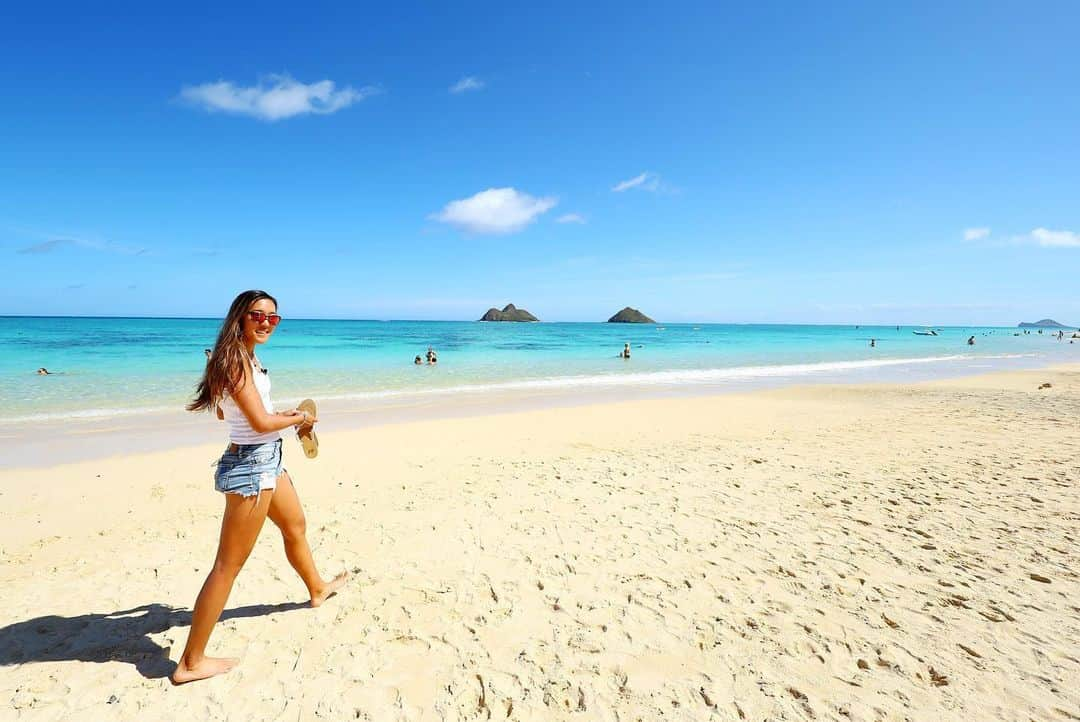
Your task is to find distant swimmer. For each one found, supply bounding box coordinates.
[204,348,213,361]
[36,367,51,375]
[621,342,631,359]
[414,355,423,365]
[870,338,876,348]
[429,350,438,365]
[967,336,975,346]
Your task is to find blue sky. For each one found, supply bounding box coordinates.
[2,1,1078,324]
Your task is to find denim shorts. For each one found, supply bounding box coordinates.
[214,439,283,497]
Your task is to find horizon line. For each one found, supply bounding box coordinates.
[0,314,1069,328]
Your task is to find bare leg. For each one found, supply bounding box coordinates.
[267,471,348,607]
[172,490,273,684]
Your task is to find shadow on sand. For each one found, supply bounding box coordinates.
[0,601,307,679]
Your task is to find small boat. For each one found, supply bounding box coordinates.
[912,329,939,336]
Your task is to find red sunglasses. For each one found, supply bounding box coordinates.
[247,310,282,326]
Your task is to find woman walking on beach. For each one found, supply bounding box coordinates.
[172,290,347,684]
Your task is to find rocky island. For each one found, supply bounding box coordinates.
[479,304,539,322]
[1018,319,1073,329]
[607,307,656,324]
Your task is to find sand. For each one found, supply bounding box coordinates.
[1,364,1078,721]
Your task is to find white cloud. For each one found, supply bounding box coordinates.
[18,239,74,254]
[963,227,990,241]
[556,213,586,224]
[449,76,485,94]
[612,172,660,192]
[664,271,740,283]
[1030,227,1080,247]
[17,236,145,255]
[431,188,557,234]
[179,74,378,121]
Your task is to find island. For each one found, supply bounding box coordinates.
[1018,319,1073,329]
[607,307,656,324]
[479,304,539,322]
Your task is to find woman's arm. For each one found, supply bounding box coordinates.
[232,363,314,434]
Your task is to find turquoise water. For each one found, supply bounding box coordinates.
[1,317,1075,422]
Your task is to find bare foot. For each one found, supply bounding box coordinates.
[310,571,349,607]
[170,656,238,685]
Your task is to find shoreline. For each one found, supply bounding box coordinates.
[1,352,1071,469]
[1,362,1077,720]
[2,351,1071,470]
[5,317,1074,426]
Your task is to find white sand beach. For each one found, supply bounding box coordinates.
[1,364,1078,721]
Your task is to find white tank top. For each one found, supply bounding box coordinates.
[218,354,282,444]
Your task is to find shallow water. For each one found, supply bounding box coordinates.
[1,317,1075,422]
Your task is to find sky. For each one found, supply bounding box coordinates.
[1,0,1078,325]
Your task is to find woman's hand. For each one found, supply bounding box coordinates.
[286,408,318,428]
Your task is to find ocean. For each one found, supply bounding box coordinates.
[2,317,1075,425]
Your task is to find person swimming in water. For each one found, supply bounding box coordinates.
[36,367,51,375]
[621,343,631,359]
[414,355,423,365]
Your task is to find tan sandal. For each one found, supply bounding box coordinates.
[297,398,318,458]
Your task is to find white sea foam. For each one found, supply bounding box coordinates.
[7,405,181,424]
[3,352,1041,425]
[301,353,1038,404]
[313,354,968,403]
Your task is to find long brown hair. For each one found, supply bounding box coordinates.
[188,290,278,412]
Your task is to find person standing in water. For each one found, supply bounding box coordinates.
[173,290,347,684]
